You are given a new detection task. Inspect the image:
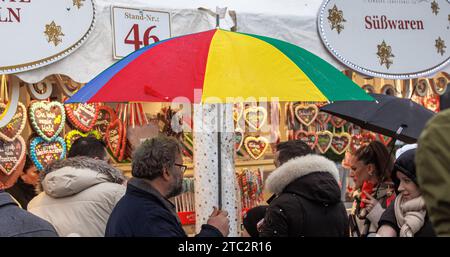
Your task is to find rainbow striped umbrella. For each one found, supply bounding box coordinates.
[66,29,372,104]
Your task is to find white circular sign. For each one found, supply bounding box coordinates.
[318,0,450,79]
[0,0,95,74]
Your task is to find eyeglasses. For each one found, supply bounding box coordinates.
[174,163,187,174]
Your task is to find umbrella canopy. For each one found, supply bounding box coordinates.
[320,93,435,144]
[66,29,372,104]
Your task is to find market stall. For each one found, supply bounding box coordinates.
[1,0,449,237]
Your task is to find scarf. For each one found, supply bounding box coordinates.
[394,193,426,237]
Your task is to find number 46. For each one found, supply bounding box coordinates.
[124,24,160,51]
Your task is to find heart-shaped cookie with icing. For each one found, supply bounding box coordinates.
[0,102,27,142]
[331,132,352,155]
[294,104,318,126]
[316,131,333,154]
[244,106,267,130]
[0,136,26,175]
[331,116,346,128]
[65,130,102,152]
[93,105,117,139]
[65,101,100,132]
[105,119,124,159]
[316,111,331,126]
[29,136,66,171]
[29,101,65,142]
[295,130,318,150]
[244,136,269,160]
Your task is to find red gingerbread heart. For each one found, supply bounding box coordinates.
[93,105,117,139]
[316,112,331,126]
[295,130,318,150]
[106,119,124,159]
[351,134,364,153]
[65,101,100,132]
[331,116,346,128]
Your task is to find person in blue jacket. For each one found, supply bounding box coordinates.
[105,136,229,237]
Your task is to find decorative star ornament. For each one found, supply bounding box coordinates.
[44,21,65,46]
[377,40,395,69]
[327,5,346,34]
[73,0,85,9]
[431,1,439,15]
[435,37,446,56]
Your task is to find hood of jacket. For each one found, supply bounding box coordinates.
[42,157,126,198]
[265,154,341,204]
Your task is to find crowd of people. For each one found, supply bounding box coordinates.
[1,109,449,237]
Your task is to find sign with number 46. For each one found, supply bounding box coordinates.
[111,6,171,59]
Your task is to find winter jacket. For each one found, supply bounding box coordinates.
[6,177,37,210]
[28,157,126,237]
[259,154,349,237]
[378,196,436,237]
[105,177,223,237]
[416,108,450,236]
[0,191,58,237]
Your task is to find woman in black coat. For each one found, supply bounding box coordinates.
[377,149,436,237]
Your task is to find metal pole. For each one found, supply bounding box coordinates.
[217,104,222,209]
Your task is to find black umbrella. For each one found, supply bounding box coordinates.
[320,93,435,144]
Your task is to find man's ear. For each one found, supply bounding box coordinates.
[161,167,171,181]
[367,163,375,176]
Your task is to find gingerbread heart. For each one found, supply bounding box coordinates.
[244,106,267,130]
[106,119,123,159]
[244,136,269,160]
[0,136,26,175]
[29,101,66,142]
[294,104,318,126]
[65,130,102,152]
[233,102,244,122]
[295,130,318,150]
[331,116,346,128]
[362,132,377,145]
[0,102,27,142]
[377,134,392,146]
[331,132,352,155]
[93,106,117,139]
[351,134,364,153]
[316,112,331,126]
[234,128,244,152]
[316,131,333,154]
[30,136,66,171]
[65,101,100,132]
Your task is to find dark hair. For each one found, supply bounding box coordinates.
[23,154,35,173]
[132,136,181,180]
[68,136,107,160]
[354,141,393,181]
[276,139,313,165]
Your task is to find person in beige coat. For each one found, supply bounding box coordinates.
[28,137,126,237]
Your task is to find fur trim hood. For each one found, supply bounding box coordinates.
[265,154,340,195]
[40,157,126,198]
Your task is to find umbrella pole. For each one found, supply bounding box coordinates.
[217,104,222,210]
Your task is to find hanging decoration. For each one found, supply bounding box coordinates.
[0,102,26,142]
[65,129,101,152]
[29,101,65,142]
[350,134,364,153]
[294,104,318,126]
[64,100,100,132]
[0,75,20,128]
[295,129,318,150]
[377,133,392,146]
[316,130,333,154]
[27,82,53,100]
[244,136,269,160]
[233,102,244,122]
[93,105,117,139]
[0,136,26,176]
[316,111,331,126]
[331,132,352,155]
[30,136,66,171]
[105,118,124,161]
[244,106,267,130]
[331,115,347,128]
[234,127,244,152]
[237,168,264,215]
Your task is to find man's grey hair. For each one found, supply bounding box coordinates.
[132,136,181,180]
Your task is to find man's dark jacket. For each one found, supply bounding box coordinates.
[105,177,223,237]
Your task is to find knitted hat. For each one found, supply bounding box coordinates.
[243,206,268,237]
[393,148,417,186]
